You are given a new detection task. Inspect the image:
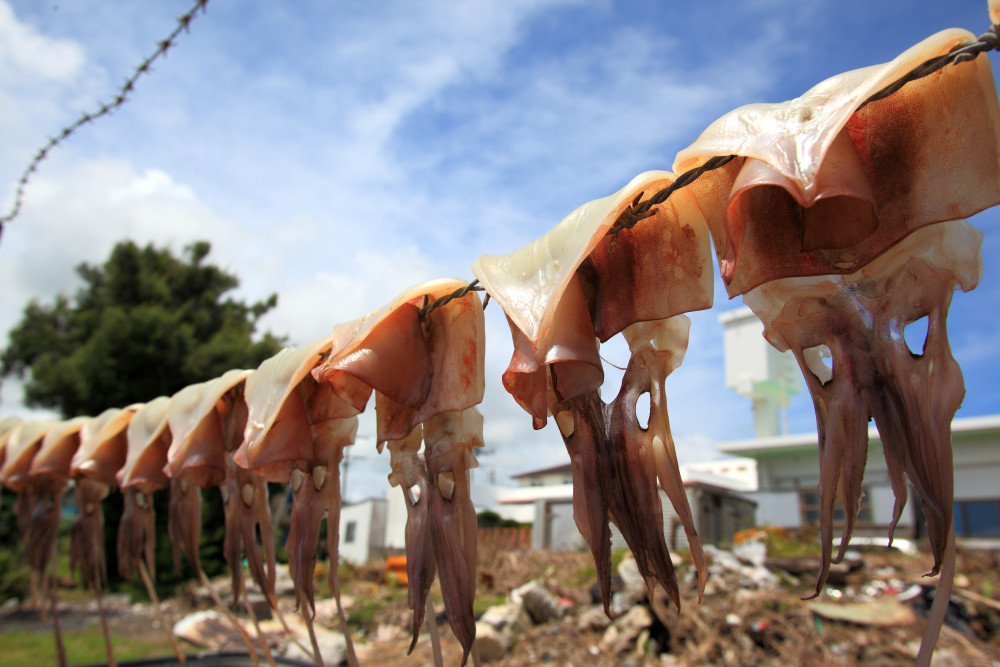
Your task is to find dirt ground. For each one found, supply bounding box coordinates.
[2,544,999,666]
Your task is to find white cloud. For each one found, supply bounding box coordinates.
[0,158,243,335]
[0,1,85,82]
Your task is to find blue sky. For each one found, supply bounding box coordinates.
[1,0,997,499]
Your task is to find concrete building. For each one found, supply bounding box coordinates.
[339,497,387,564]
[506,462,757,551]
[718,415,1000,542]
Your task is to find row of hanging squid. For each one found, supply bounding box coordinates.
[1,25,999,667]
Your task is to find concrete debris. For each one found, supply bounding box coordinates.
[610,556,647,616]
[173,609,248,651]
[810,596,918,627]
[599,605,652,655]
[576,605,613,632]
[480,601,531,635]
[511,579,564,625]
[474,621,511,663]
[281,624,348,665]
[704,544,779,590]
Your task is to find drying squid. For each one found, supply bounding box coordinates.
[473,170,713,611]
[166,369,278,666]
[28,417,91,667]
[116,396,186,663]
[0,416,21,471]
[236,334,366,667]
[383,426,434,654]
[674,28,1000,297]
[117,397,171,582]
[0,419,58,613]
[672,29,1000,666]
[69,406,140,667]
[422,408,483,664]
[313,278,486,662]
[743,220,982,666]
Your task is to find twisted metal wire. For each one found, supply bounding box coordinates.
[417,280,485,320]
[0,0,211,237]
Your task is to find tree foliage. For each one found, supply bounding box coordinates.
[2,239,284,418]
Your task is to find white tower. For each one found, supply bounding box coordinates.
[719,307,801,438]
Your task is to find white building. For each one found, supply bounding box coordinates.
[339,497,387,564]
[718,415,1000,543]
[504,461,757,551]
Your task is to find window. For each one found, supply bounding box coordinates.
[954,500,1000,537]
[799,488,872,527]
[345,520,357,544]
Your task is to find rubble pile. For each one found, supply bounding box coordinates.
[1,544,997,665]
[462,543,999,666]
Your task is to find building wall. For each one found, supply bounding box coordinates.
[535,487,753,552]
[532,499,584,551]
[517,471,573,488]
[748,426,1000,538]
[383,486,408,551]
[340,499,386,564]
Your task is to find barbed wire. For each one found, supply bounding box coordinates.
[421,24,1000,319]
[0,0,211,239]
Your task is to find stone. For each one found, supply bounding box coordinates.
[474,622,511,662]
[600,605,652,655]
[511,580,564,624]
[576,605,613,632]
[282,626,348,665]
[480,602,531,635]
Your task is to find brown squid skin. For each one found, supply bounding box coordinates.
[545,317,706,615]
[24,417,88,598]
[622,318,708,602]
[283,468,323,615]
[422,408,482,665]
[67,406,134,656]
[25,476,65,593]
[313,279,486,445]
[70,477,111,595]
[168,478,202,573]
[745,221,981,592]
[117,488,157,582]
[384,425,435,653]
[552,332,681,614]
[219,389,280,610]
[744,221,981,667]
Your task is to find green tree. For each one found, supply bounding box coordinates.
[2,239,283,417]
[0,239,285,593]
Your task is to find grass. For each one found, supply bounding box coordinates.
[0,627,179,667]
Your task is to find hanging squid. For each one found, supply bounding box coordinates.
[27,417,90,667]
[0,419,59,619]
[473,169,714,613]
[382,425,435,655]
[165,370,275,666]
[236,333,366,667]
[117,395,186,663]
[743,220,982,665]
[69,406,141,667]
[674,27,1000,667]
[312,278,486,664]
